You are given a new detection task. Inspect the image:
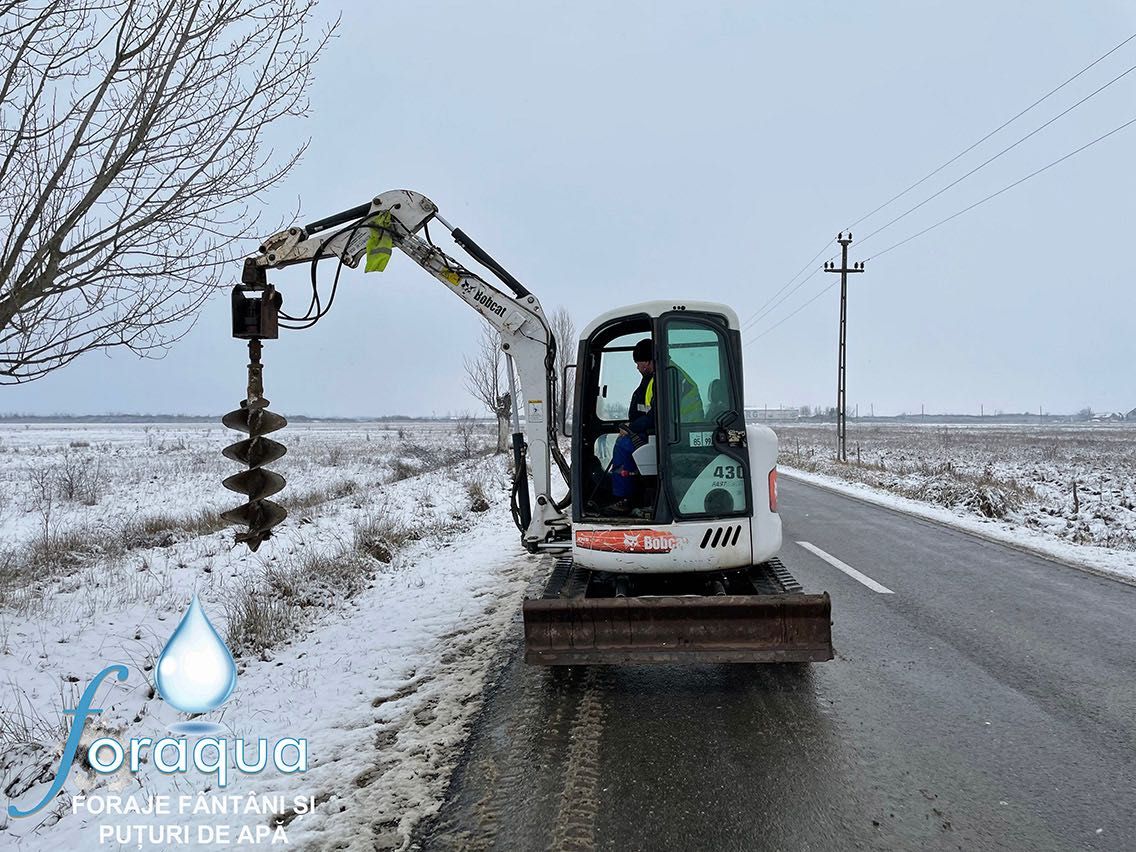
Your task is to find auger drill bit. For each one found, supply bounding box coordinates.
[221,337,288,551]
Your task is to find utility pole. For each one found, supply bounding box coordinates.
[824,233,865,462]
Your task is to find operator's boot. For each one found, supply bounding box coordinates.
[605,498,632,516]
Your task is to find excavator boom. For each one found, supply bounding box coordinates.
[240,190,571,550]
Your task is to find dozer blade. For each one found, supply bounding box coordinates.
[523,592,833,665]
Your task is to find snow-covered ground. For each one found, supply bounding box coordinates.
[774,422,1136,582]
[4,419,1134,851]
[0,421,534,851]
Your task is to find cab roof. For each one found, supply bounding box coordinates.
[578,301,741,339]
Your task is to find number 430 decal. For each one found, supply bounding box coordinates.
[713,465,744,479]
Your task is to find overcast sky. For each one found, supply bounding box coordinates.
[5,1,1136,417]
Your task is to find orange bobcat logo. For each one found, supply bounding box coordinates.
[576,529,682,554]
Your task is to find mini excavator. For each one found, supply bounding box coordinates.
[222,190,832,665]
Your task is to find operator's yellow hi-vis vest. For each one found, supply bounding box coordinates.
[644,369,703,421]
[365,212,393,273]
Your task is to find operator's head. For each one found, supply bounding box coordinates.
[633,338,654,376]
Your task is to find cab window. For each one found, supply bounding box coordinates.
[593,331,646,422]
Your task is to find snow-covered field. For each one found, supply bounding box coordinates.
[0,421,533,851]
[774,422,1136,581]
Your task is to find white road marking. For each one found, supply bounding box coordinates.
[796,541,895,594]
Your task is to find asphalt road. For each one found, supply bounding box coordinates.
[413,476,1136,851]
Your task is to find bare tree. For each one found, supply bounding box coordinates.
[0,0,335,382]
[549,305,576,426]
[463,323,511,453]
[453,412,478,460]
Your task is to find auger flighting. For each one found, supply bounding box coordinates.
[221,277,287,551]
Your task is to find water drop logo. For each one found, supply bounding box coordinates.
[155,595,238,718]
[8,594,312,820]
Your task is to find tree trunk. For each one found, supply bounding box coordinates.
[496,415,509,454]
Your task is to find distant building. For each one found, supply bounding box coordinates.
[1127,407,1136,421]
[745,407,800,422]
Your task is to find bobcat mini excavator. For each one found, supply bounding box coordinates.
[223,190,833,665]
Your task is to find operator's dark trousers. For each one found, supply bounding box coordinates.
[612,434,640,498]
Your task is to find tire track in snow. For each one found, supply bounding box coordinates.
[421,566,576,850]
[549,667,609,852]
[377,570,531,850]
[459,664,569,850]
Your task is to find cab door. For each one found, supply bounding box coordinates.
[569,315,653,522]
[657,312,751,520]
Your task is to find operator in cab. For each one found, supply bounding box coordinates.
[607,338,656,514]
[608,338,705,514]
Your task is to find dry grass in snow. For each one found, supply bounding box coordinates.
[777,422,1136,554]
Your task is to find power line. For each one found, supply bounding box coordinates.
[745,33,1136,343]
[867,111,1136,261]
[747,109,1136,343]
[741,248,836,331]
[858,55,1136,248]
[846,31,1136,231]
[746,271,834,343]
[741,32,1136,337]
[740,242,831,331]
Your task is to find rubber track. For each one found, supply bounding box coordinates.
[767,557,804,594]
[541,556,575,599]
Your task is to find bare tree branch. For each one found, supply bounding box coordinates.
[550,304,576,418]
[0,0,337,382]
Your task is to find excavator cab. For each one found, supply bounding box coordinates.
[571,305,751,526]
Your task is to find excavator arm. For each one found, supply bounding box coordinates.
[225,190,570,551]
